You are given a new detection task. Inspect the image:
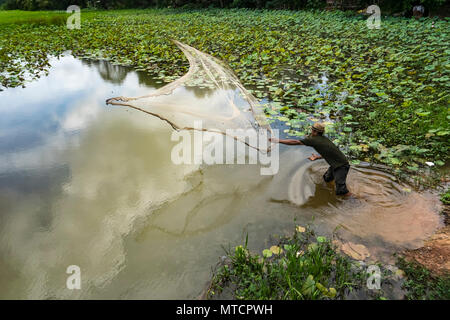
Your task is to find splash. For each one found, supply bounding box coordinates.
[285,161,443,261]
[106,41,273,151]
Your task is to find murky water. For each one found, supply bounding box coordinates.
[0,55,443,299]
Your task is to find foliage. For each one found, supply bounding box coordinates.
[0,10,67,24]
[3,0,87,10]
[207,227,364,299]
[441,188,450,205]
[0,9,448,171]
[1,0,448,11]
[396,257,450,300]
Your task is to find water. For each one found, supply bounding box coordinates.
[0,55,443,299]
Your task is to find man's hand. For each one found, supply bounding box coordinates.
[269,137,279,143]
[308,153,322,161]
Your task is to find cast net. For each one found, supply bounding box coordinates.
[106,40,272,151]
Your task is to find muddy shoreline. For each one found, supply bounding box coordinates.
[403,203,449,276]
[201,166,449,300]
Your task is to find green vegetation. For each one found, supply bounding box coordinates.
[440,188,450,205]
[396,257,450,300]
[207,226,450,300]
[207,227,365,299]
[0,10,67,24]
[1,0,447,12]
[0,9,449,173]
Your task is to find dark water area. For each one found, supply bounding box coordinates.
[0,55,443,299]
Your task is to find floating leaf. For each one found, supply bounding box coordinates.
[301,275,315,297]
[269,245,283,255]
[262,249,273,258]
[316,283,336,298]
[340,242,370,261]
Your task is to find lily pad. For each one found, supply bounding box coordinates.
[340,242,371,261]
[269,245,283,255]
[301,275,315,297]
[262,249,272,258]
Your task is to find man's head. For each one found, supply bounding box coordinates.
[311,122,325,136]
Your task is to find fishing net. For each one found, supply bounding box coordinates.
[106,40,273,151]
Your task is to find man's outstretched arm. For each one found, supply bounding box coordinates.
[270,138,304,145]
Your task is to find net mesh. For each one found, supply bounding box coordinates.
[106,40,272,151]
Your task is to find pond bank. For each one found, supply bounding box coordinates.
[205,208,450,300]
[403,199,449,277]
[203,170,449,300]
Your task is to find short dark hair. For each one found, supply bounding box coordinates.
[312,127,324,136]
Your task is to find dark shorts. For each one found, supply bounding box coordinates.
[323,164,350,195]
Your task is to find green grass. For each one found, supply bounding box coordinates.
[208,226,450,300]
[441,188,450,205]
[0,8,448,172]
[0,10,67,25]
[396,257,450,300]
[207,227,365,300]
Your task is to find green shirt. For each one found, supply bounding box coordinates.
[301,135,349,169]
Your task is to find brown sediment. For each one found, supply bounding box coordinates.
[403,205,450,276]
[332,240,371,261]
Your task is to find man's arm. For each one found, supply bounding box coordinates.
[270,138,304,145]
[270,138,322,161]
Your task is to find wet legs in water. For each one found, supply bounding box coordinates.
[323,165,351,196]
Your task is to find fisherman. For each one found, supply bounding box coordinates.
[270,122,351,196]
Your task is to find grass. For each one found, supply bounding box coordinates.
[207,227,366,300]
[440,188,450,205]
[0,8,448,174]
[0,10,68,25]
[207,225,450,300]
[396,257,450,300]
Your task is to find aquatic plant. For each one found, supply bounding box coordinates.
[0,9,448,171]
[440,188,450,205]
[207,226,364,300]
[396,257,450,300]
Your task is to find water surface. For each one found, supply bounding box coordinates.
[0,55,442,299]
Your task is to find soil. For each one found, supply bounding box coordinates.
[403,204,450,276]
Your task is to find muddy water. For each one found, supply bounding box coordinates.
[0,55,443,299]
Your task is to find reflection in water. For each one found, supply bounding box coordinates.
[80,59,131,86]
[0,55,442,299]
